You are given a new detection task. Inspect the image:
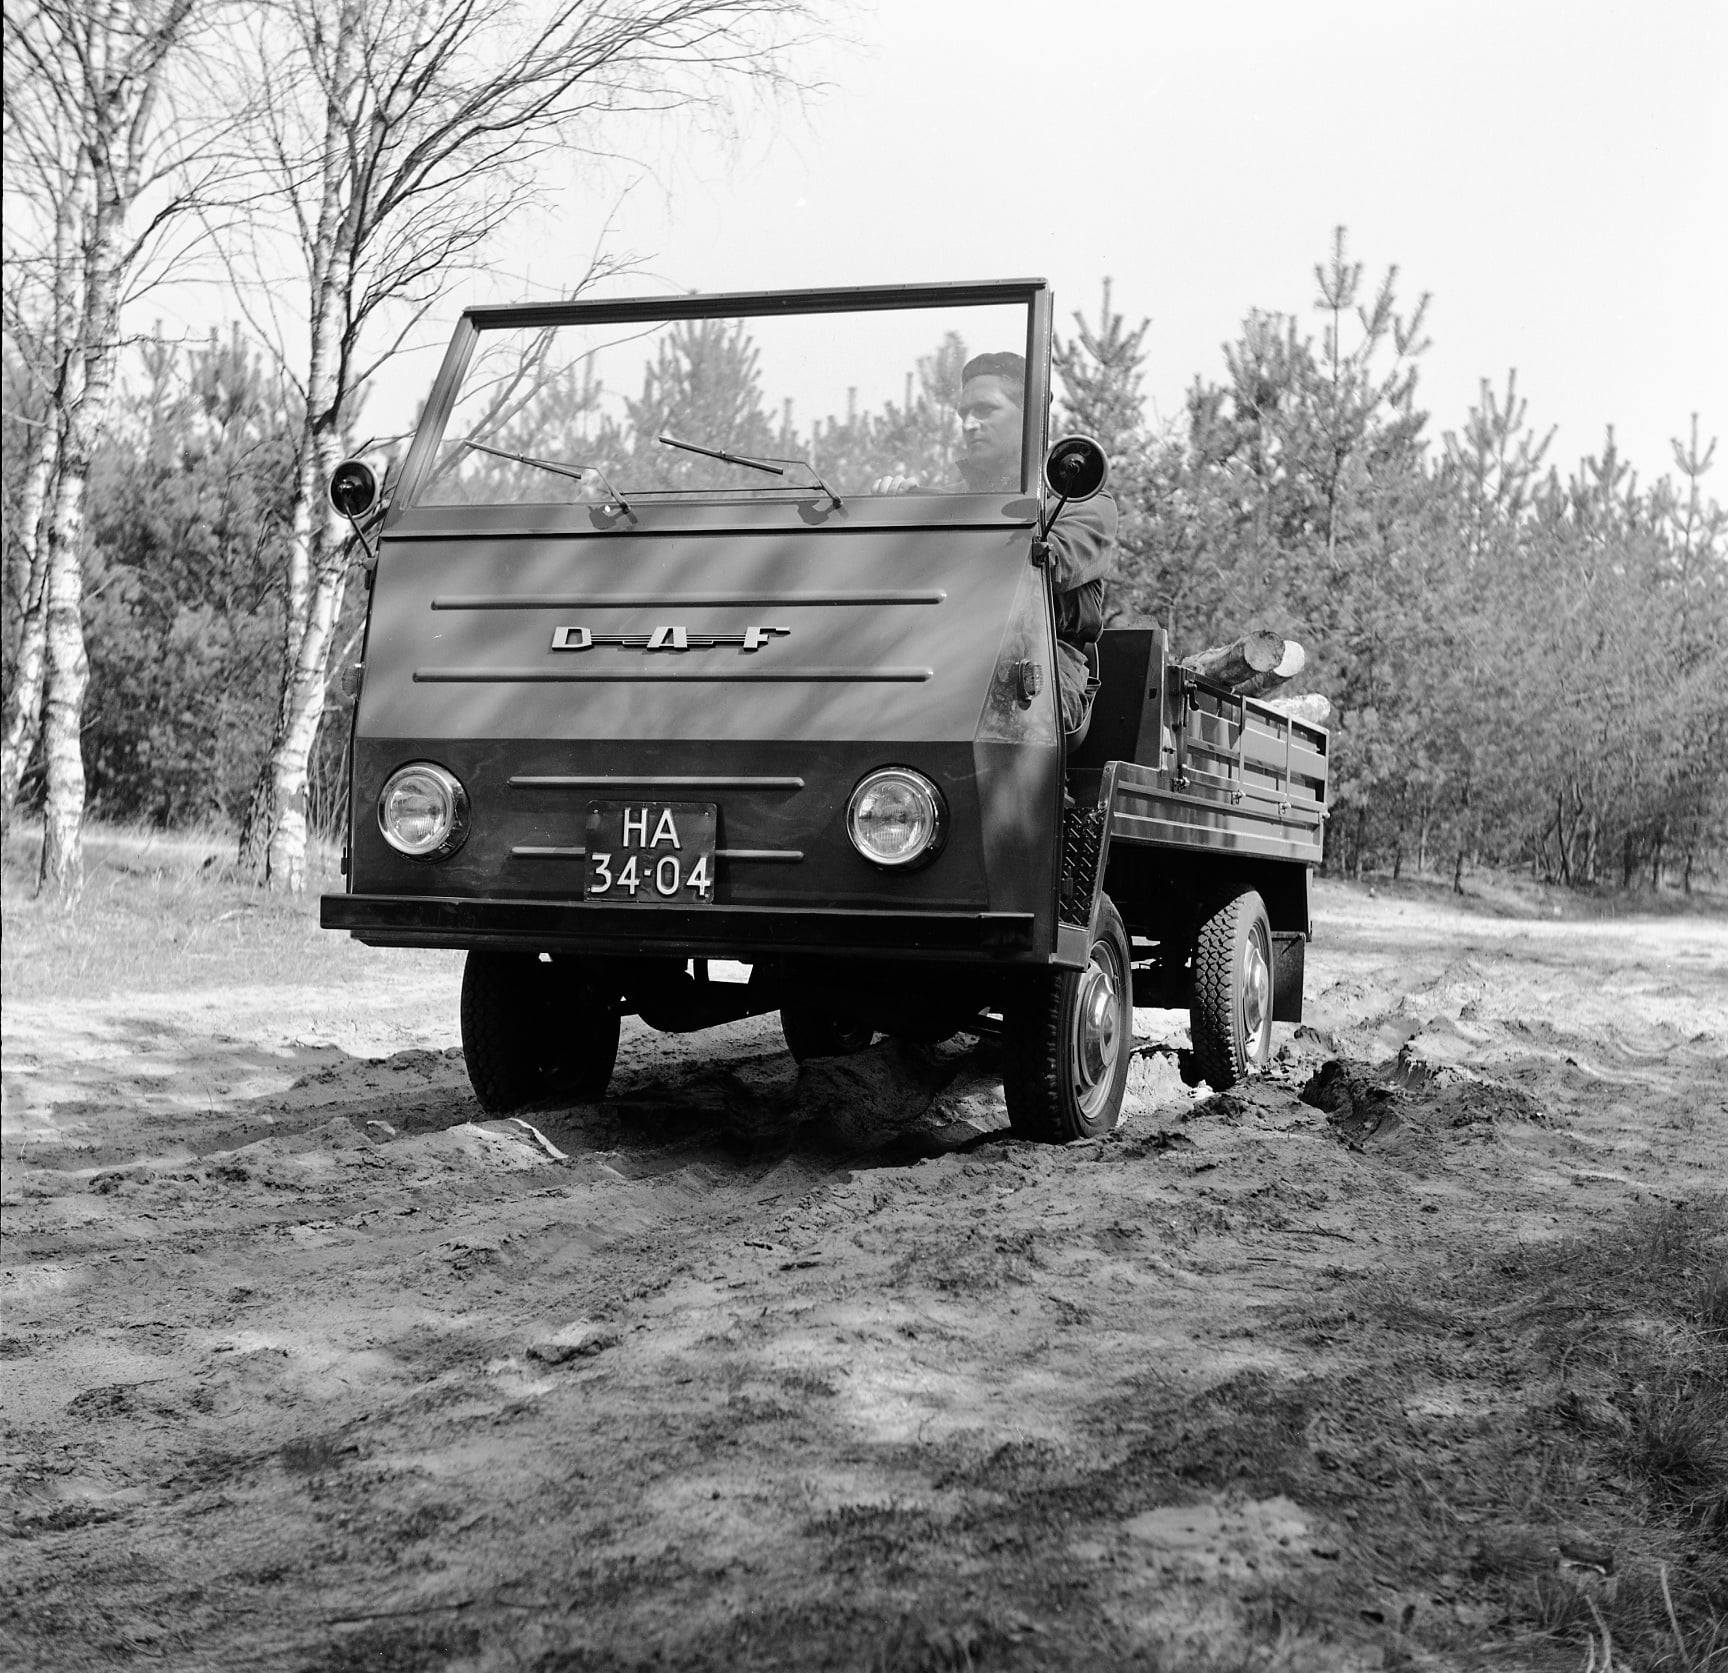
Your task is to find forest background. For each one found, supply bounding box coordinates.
[4,0,1725,900]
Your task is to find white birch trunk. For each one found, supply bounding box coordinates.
[27,0,195,894]
[3,156,89,828]
[242,6,357,889]
[264,547,348,891]
[39,220,128,896]
[36,457,93,895]
[1,419,59,826]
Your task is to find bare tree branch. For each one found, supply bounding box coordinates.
[219,0,833,888]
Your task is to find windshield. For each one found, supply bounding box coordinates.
[414,296,1035,506]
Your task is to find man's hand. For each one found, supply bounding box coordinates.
[869,472,921,494]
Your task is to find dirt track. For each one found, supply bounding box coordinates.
[2,882,1725,1671]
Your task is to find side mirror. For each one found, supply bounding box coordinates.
[1043,435,1109,503]
[329,456,381,520]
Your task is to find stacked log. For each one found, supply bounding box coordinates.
[1179,633,1328,725]
[1238,641,1307,698]
[1180,632,1306,694]
[1260,692,1331,725]
[1180,631,1290,689]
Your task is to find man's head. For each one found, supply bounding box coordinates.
[956,351,1025,490]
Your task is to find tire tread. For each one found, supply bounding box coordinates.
[1001,969,1067,1142]
[461,952,620,1113]
[1190,890,1267,1092]
[461,952,542,1113]
[1002,896,1130,1142]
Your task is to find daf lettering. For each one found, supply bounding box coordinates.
[549,623,792,652]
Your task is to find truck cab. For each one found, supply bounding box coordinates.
[321,279,1327,1139]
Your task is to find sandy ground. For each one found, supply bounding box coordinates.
[2,881,1724,1671]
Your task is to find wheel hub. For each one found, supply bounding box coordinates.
[1071,955,1122,1102]
[1243,932,1271,1058]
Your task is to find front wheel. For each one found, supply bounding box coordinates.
[1002,895,1132,1142]
[461,951,621,1113]
[1189,889,1274,1091]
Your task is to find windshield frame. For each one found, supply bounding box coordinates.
[391,279,1053,519]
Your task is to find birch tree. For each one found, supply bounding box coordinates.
[2,0,229,892]
[0,284,76,831]
[1,10,90,834]
[226,0,824,891]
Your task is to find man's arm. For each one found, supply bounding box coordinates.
[1043,491,1118,593]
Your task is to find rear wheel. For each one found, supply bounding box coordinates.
[780,1003,876,1063]
[1189,890,1274,1091]
[1002,895,1132,1142]
[460,951,621,1113]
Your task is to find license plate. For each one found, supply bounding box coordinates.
[583,802,717,904]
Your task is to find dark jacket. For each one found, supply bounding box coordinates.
[1046,492,1117,730]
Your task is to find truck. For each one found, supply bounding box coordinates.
[320,279,1328,1141]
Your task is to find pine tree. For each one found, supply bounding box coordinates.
[1054,278,1149,449]
[1052,279,1171,633]
[81,332,294,826]
[809,331,964,491]
[623,318,776,491]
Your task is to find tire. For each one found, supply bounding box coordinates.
[780,1003,876,1063]
[1189,889,1275,1091]
[460,951,621,1113]
[1002,895,1132,1142]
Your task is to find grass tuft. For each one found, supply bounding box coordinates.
[1624,1376,1728,1517]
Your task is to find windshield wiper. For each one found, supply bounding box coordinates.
[658,434,842,510]
[658,433,784,477]
[462,439,632,516]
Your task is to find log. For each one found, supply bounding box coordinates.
[1258,692,1331,726]
[1180,631,1285,688]
[1180,633,1306,696]
[1236,640,1306,697]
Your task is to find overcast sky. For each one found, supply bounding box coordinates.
[504,0,1725,489]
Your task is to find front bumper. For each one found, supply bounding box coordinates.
[321,893,1039,962]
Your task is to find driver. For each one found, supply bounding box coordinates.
[872,352,1116,733]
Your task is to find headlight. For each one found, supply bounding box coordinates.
[377,762,469,859]
[846,767,946,869]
